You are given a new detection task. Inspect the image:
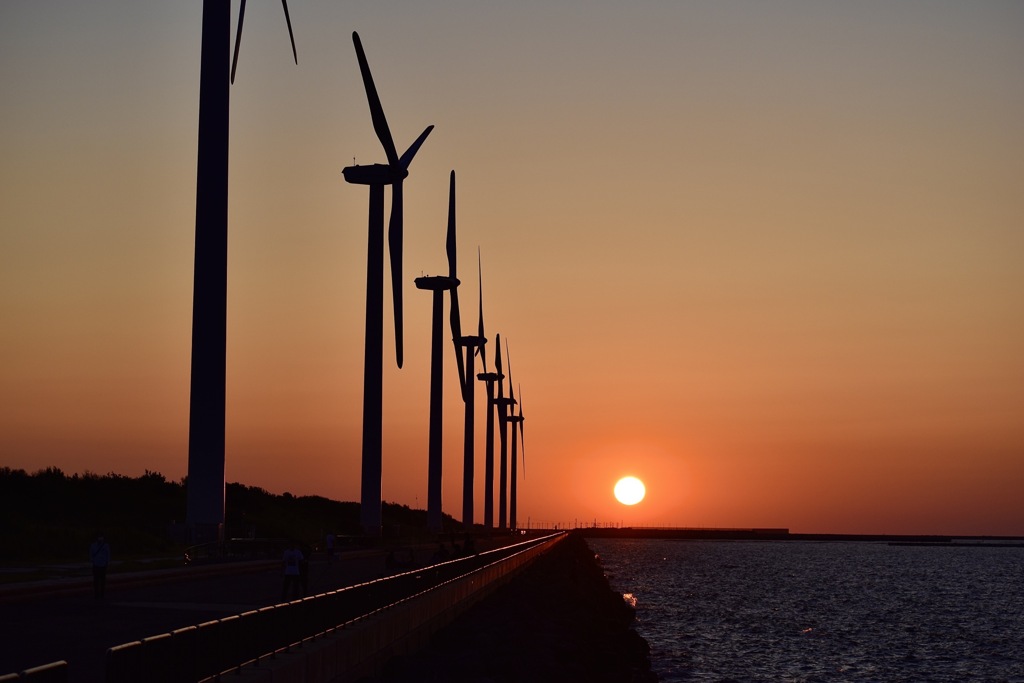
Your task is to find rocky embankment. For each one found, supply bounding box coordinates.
[366,532,657,683]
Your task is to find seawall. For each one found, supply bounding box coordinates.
[361,531,657,683]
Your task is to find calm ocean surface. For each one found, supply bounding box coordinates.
[589,538,1024,682]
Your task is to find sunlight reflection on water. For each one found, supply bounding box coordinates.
[591,539,1024,682]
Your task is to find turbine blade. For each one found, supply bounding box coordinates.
[506,339,515,402]
[352,32,399,167]
[520,422,526,479]
[450,288,466,399]
[518,387,525,478]
[389,180,404,367]
[446,171,457,279]
[281,0,298,64]
[230,0,248,84]
[476,340,488,375]
[445,172,466,396]
[399,125,434,170]
[495,333,503,397]
[476,248,488,373]
[476,248,485,339]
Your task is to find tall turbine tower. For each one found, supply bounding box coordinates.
[476,328,502,528]
[493,338,516,530]
[508,388,526,530]
[505,340,526,530]
[187,0,297,543]
[414,171,460,534]
[456,253,487,529]
[342,32,433,536]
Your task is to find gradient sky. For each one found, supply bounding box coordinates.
[2,1,1022,535]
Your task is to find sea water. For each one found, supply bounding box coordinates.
[589,538,1024,682]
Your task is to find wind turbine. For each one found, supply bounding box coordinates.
[508,388,526,530]
[456,251,487,529]
[505,340,526,530]
[414,171,460,534]
[342,31,433,536]
[476,328,502,528]
[186,0,297,544]
[493,338,516,530]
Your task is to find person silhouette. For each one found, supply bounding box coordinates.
[325,532,336,566]
[89,534,110,599]
[299,542,312,596]
[431,543,450,564]
[281,542,303,601]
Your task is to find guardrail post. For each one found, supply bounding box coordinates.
[105,641,142,683]
[169,626,198,682]
[139,633,175,683]
[238,607,274,667]
[191,620,221,681]
[214,614,241,676]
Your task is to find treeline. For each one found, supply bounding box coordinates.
[0,467,455,562]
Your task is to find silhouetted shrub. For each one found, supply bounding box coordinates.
[0,467,458,562]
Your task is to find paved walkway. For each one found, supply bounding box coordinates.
[0,546,443,683]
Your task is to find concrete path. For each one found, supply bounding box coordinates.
[0,547,440,683]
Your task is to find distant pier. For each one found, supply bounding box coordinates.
[577,526,1024,545]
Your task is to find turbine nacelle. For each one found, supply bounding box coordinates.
[342,164,409,186]
[414,275,459,292]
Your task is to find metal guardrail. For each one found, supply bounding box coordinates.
[0,660,68,683]
[330,532,565,681]
[104,533,564,683]
[183,537,292,566]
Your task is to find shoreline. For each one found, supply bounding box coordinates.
[577,527,1024,543]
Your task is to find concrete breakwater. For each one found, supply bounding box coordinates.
[363,531,657,683]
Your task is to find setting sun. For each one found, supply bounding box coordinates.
[614,477,646,506]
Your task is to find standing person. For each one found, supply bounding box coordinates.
[281,542,303,601]
[325,532,336,566]
[298,542,311,596]
[89,534,110,599]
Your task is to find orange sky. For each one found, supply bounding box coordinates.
[2,2,1022,535]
